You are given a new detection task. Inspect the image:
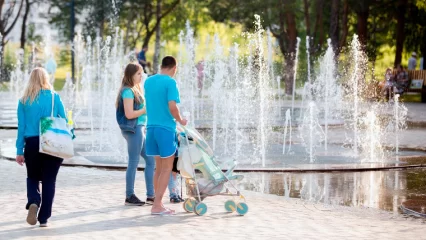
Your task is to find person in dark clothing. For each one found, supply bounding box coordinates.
[16,67,67,227]
[137,46,150,74]
[395,64,409,95]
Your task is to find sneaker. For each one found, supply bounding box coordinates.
[125,194,145,206]
[26,204,38,225]
[39,222,48,227]
[170,196,184,203]
[145,197,155,205]
[178,196,185,202]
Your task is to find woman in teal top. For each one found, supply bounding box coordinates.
[115,62,155,206]
[15,67,67,227]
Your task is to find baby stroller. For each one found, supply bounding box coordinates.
[176,126,249,216]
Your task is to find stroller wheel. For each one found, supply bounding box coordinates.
[224,200,236,212]
[236,202,249,216]
[194,202,208,216]
[183,198,196,212]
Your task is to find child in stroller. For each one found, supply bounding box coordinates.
[176,126,248,216]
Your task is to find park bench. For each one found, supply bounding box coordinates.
[404,70,426,103]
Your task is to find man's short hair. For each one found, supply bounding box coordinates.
[161,56,177,69]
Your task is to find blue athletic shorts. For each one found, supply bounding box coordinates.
[146,127,177,158]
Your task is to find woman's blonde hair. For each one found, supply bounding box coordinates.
[20,67,52,104]
[115,62,144,108]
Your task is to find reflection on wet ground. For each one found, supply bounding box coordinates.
[238,168,426,213]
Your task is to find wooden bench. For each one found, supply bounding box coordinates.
[405,70,426,103]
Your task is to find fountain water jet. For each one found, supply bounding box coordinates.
[291,37,301,117]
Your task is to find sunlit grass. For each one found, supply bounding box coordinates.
[53,66,68,90]
[401,93,422,103]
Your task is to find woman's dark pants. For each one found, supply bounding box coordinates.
[24,136,63,224]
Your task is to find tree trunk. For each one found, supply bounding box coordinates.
[421,31,426,69]
[356,7,369,50]
[313,0,324,51]
[99,19,105,38]
[394,0,408,67]
[153,0,162,74]
[142,35,152,51]
[123,13,134,54]
[0,0,24,71]
[142,0,180,51]
[284,6,297,95]
[20,0,31,49]
[0,37,4,80]
[303,0,310,37]
[329,0,339,54]
[339,0,349,50]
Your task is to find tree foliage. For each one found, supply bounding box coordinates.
[416,0,426,10]
[405,2,426,57]
[119,0,179,51]
[36,0,426,82]
[47,0,86,42]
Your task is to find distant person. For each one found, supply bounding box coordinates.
[44,55,57,86]
[144,56,187,215]
[137,45,150,74]
[196,59,205,96]
[115,62,155,206]
[380,68,395,100]
[408,52,417,70]
[395,64,409,94]
[15,67,67,227]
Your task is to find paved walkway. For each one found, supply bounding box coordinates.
[0,160,424,240]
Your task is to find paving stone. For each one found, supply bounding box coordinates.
[0,160,424,239]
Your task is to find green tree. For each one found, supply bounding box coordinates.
[394,0,409,67]
[405,2,426,65]
[416,0,426,10]
[47,0,85,42]
[0,0,24,75]
[26,23,43,45]
[81,0,120,38]
[119,0,180,53]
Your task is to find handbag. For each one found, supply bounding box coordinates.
[39,91,74,159]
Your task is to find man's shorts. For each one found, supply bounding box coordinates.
[146,127,177,158]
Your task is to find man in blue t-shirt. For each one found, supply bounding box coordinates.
[137,45,149,73]
[144,56,187,215]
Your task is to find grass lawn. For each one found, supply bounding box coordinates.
[53,66,68,91]
[401,93,422,103]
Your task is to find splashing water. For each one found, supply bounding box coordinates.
[392,94,408,155]
[299,102,324,163]
[291,37,301,117]
[282,109,291,154]
[312,39,341,151]
[306,36,311,85]
[3,16,410,167]
[361,110,384,163]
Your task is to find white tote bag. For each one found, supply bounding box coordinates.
[39,91,74,159]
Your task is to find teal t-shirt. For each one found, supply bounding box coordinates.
[144,74,180,132]
[122,88,147,125]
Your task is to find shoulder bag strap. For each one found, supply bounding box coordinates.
[51,90,55,119]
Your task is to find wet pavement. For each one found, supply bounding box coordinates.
[0,160,425,239]
[238,168,426,213]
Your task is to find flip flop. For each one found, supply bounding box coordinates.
[165,208,176,213]
[151,209,176,216]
